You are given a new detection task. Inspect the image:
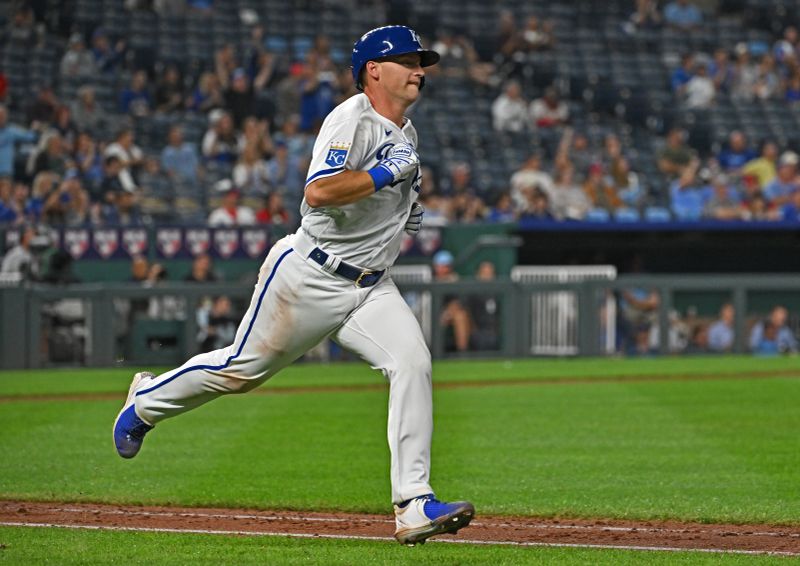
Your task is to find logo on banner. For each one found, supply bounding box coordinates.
[122,228,148,256]
[214,229,239,258]
[156,228,182,258]
[185,228,210,256]
[64,229,90,259]
[93,229,119,259]
[241,228,268,258]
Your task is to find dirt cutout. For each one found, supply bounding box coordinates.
[2,501,799,556]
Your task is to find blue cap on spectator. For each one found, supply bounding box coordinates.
[64,169,80,180]
[433,250,454,266]
[232,68,247,81]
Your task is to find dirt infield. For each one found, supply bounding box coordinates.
[2,501,799,556]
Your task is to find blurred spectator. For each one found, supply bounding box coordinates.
[299,53,338,132]
[91,28,126,73]
[709,47,734,92]
[27,172,59,222]
[104,128,143,192]
[742,141,778,189]
[160,125,201,185]
[529,86,568,129]
[120,71,153,116]
[0,225,38,278]
[241,117,274,160]
[52,105,78,149]
[779,187,800,220]
[233,142,270,197]
[466,261,501,351]
[716,131,756,174]
[555,128,595,182]
[684,62,715,108]
[583,163,622,212]
[74,132,104,192]
[492,80,528,133]
[670,158,710,220]
[202,111,240,165]
[184,253,219,283]
[702,174,741,220]
[784,69,800,102]
[671,53,695,95]
[434,249,471,353]
[731,43,758,100]
[708,302,735,352]
[486,191,518,223]
[0,104,37,178]
[754,54,780,100]
[197,296,238,352]
[663,0,702,31]
[764,151,799,206]
[30,131,69,177]
[605,135,643,208]
[102,187,143,226]
[70,87,107,136]
[256,191,290,226]
[740,189,777,220]
[520,15,554,51]
[187,71,225,113]
[658,128,693,178]
[619,283,660,355]
[266,140,303,197]
[521,187,555,220]
[224,68,258,129]
[624,0,662,34]
[27,84,60,126]
[510,154,554,209]
[96,155,125,205]
[60,32,96,78]
[431,29,493,84]
[154,65,185,114]
[42,170,90,225]
[551,164,591,220]
[443,162,480,196]
[450,191,487,223]
[208,181,256,226]
[749,306,797,354]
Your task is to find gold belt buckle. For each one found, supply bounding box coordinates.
[355,270,373,287]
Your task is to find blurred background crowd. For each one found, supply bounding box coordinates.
[1,0,800,230]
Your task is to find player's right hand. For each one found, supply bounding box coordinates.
[376,142,419,184]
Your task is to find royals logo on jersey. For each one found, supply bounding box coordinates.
[64,229,90,259]
[122,228,148,257]
[241,228,269,258]
[325,142,350,167]
[213,229,239,258]
[93,228,119,259]
[156,228,182,258]
[186,228,211,256]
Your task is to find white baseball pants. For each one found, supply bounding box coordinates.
[133,231,433,504]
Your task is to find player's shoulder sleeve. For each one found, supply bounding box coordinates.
[304,94,374,187]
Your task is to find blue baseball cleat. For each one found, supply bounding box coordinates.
[113,372,155,458]
[394,494,475,545]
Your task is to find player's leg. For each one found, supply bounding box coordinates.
[114,237,355,457]
[333,277,474,544]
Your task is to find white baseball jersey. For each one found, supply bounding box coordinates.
[301,93,420,270]
[131,92,434,506]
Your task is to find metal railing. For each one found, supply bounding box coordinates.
[1,274,798,368]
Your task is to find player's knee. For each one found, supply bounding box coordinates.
[393,348,431,380]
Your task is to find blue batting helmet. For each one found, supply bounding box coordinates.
[351,25,440,90]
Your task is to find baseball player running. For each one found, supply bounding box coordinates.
[113,25,474,545]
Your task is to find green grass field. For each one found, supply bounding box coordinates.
[1,356,799,564]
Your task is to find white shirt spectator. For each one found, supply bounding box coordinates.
[529,89,569,129]
[492,81,528,133]
[104,141,143,192]
[685,74,715,108]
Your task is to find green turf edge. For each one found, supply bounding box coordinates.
[0,526,793,566]
[1,356,799,397]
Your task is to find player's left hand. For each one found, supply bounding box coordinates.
[404,202,424,235]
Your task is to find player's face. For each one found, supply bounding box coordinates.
[374,53,424,102]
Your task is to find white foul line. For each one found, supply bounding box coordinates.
[0,521,798,557]
[50,506,800,539]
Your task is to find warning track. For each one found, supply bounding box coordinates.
[1,501,799,556]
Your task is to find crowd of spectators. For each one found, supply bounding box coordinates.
[2,0,800,242]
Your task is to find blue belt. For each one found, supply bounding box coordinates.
[308,247,385,288]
